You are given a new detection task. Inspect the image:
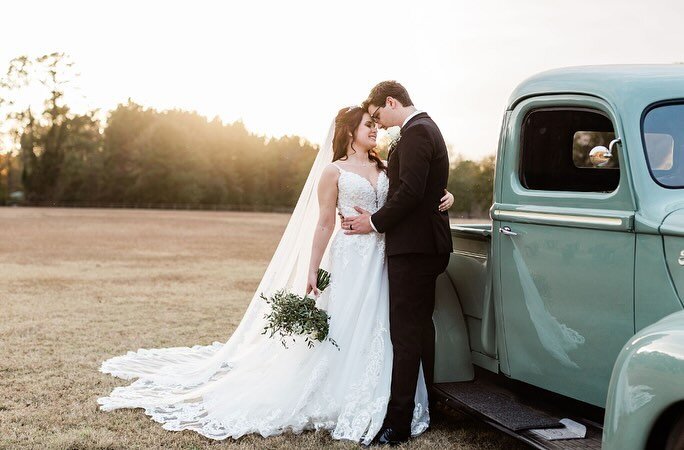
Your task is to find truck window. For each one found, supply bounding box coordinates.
[520,108,619,192]
[643,103,684,188]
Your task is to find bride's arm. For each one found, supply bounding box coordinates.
[306,164,339,296]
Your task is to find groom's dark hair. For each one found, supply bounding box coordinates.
[363,81,414,109]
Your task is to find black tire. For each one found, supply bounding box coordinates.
[665,412,684,450]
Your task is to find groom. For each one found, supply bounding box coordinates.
[343,81,453,445]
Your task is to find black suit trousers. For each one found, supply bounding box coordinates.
[384,252,450,436]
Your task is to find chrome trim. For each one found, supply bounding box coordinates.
[452,249,488,260]
[605,137,621,158]
[494,210,624,227]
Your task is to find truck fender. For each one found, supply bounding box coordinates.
[603,310,684,450]
[433,271,475,383]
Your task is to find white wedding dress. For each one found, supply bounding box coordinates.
[98,131,429,444]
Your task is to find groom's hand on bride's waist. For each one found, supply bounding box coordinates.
[342,207,374,235]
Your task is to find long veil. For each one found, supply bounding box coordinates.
[99,119,338,387]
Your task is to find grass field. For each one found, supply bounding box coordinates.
[0,207,522,450]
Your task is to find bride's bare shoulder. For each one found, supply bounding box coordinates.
[317,164,340,197]
[323,163,342,175]
[319,163,341,184]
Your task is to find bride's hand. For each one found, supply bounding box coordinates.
[305,271,320,297]
[439,189,454,212]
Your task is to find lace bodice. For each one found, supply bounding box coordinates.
[329,163,389,276]
[333,164,389,218]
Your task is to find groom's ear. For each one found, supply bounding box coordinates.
[386,97,401,109]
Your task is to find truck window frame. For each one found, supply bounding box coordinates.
[497,94,636,223]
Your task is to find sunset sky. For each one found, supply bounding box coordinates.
[1,0,683,159]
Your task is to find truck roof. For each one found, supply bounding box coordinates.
[508,64,684,110]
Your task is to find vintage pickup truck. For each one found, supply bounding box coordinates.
[433,65,684,450]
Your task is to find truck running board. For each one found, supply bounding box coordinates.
[433,381,603,450]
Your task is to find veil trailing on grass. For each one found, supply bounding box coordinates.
[98,120,337,392]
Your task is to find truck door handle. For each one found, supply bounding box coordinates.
[499,226,518,236]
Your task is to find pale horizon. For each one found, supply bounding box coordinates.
[2,0,683,159]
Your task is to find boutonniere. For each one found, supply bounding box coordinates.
[386,127,401,152]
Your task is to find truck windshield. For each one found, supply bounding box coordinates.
[643,103,684,188]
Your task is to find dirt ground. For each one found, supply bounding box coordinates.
[0,207,520,450]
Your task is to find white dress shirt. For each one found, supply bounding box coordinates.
[368,110,423,232]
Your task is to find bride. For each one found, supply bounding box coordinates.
[97,106,455,444]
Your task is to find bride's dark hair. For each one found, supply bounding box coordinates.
[332,106,385,171]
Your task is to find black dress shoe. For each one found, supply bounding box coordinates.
[371,427,409,446]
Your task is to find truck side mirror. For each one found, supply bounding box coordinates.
[589,138,620,168]
[589,146,611,167]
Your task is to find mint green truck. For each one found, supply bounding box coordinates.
[433,65,684,450]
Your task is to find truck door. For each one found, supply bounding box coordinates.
[493,96,636,408]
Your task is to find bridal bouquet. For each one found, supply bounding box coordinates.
[260,269,339,349]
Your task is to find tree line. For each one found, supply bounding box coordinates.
[0,53,494,218]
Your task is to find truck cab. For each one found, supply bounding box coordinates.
[434,65,684,450]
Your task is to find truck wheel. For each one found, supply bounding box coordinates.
[665,412,684,450]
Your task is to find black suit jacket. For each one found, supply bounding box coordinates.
[371,112,453,256]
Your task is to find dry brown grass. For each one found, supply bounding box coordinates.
[0,207,521,450]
